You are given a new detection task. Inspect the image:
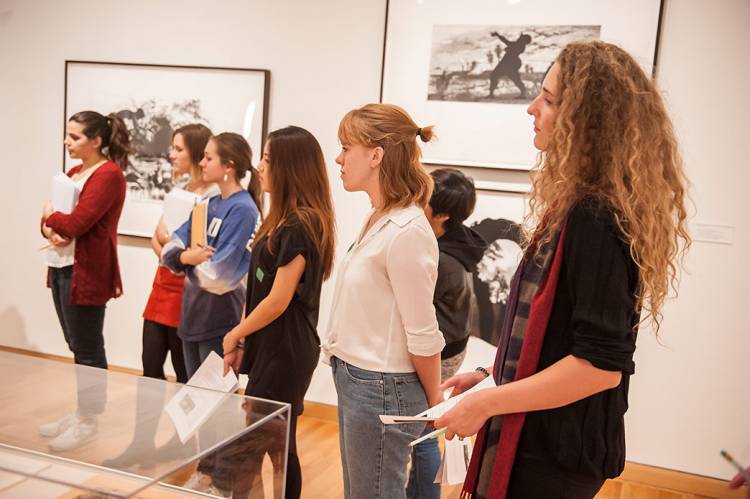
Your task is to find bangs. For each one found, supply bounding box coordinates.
[337,110,370,146]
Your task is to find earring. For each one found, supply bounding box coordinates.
[223,172,228,182]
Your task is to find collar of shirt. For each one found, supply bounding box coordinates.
[355,205,424,249]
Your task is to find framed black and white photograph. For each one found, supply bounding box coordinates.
[381,0,663,170]
[64,61,270,237]
[466,189,527,348]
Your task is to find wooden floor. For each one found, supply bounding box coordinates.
[296,415,743,499]
[0,347,742,499]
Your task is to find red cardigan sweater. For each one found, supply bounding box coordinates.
[44,161,126,305]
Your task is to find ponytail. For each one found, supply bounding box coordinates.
[211,132,264,213]
[106,113,131,169]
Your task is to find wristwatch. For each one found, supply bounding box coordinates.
[475,366,490,378]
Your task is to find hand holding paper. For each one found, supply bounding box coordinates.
[433,375,496,441]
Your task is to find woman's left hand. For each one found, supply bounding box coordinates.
[435,391,491,440]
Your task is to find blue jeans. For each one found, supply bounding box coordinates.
[331,356,428,499]
[405,350,466,498]
[182,336,224,379]
[405,428,441,499]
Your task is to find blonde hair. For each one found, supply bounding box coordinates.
[338,103,434,210]
[528,40,690,333]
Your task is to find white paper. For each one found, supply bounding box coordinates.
[435,437,473,485]
[379,415,437,425]
[162,188,200,234]
[418,375,497,419]
[164,351,238,443]
[51,173,79,213]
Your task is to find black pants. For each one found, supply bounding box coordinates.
[142,319,188,383]
[507,457,605,499]
[50,265,107,415]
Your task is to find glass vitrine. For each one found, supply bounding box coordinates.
[0,351,290,498]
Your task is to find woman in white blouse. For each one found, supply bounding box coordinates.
[324,103,445,499]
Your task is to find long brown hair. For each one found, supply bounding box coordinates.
[254,126,336,279]
[173,123,212,181]
[338,103,434,210]
[528,40,690,332]
[69,110,131,169]
[211,132,262,212]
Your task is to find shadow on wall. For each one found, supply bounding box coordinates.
[0,306,32,351]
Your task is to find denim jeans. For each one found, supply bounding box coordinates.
[405,349,466,498]
[50,265,107,415]
[331,356,428,499]
[182,336,224,379]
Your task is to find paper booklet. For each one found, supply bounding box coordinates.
[418,374,496,419]
[163,185,220,235]
[164,351,239,443]
[51,172,79,213]
[434,436,473,485]
[163,188,199,234]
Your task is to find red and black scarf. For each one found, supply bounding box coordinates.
[461,226,567,499]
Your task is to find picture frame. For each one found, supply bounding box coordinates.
[380,0,664,170]
[64,60,270,237]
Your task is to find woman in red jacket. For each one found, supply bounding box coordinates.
[39,110,130,452]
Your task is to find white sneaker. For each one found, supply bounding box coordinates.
[39,413,77,438]
[48,419,97,452]
[182,471,213,492]
[182,471,229,497]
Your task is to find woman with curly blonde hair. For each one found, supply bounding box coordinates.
[436,40,690,499]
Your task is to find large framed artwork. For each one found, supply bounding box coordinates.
[64,61,270,237]
[381,0,664,170]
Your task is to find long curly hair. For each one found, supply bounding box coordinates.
[527,40,690,332]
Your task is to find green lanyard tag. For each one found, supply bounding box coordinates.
[256,267,265,282]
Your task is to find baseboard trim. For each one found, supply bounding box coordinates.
[618,461,742,498]
[1,346,740,497]
[303,401,337,422]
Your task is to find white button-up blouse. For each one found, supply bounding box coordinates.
[322,205,446,373]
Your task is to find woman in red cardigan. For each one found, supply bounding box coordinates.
[39,110,130,452]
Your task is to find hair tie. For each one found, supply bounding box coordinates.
[416,127,422,138]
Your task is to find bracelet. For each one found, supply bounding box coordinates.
[475,366,490,378]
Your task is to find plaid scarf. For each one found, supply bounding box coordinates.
[461,226,566,499]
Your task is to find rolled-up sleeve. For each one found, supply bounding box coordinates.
[386,225,445,356]
[161,218,190,274]
[566,204,637,375]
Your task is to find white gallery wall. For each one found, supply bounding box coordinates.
[0,0,747,481]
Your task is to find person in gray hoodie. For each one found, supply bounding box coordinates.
[406,167,488,499]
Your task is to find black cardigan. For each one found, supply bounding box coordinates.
[516,199,639,480]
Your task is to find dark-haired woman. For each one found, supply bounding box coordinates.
[221,126,336,499]
[39,110,130,452]
[161,132,261,378]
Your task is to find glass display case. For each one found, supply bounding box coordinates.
[0,351,290,498]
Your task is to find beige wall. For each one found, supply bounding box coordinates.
[0,0,747,480]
